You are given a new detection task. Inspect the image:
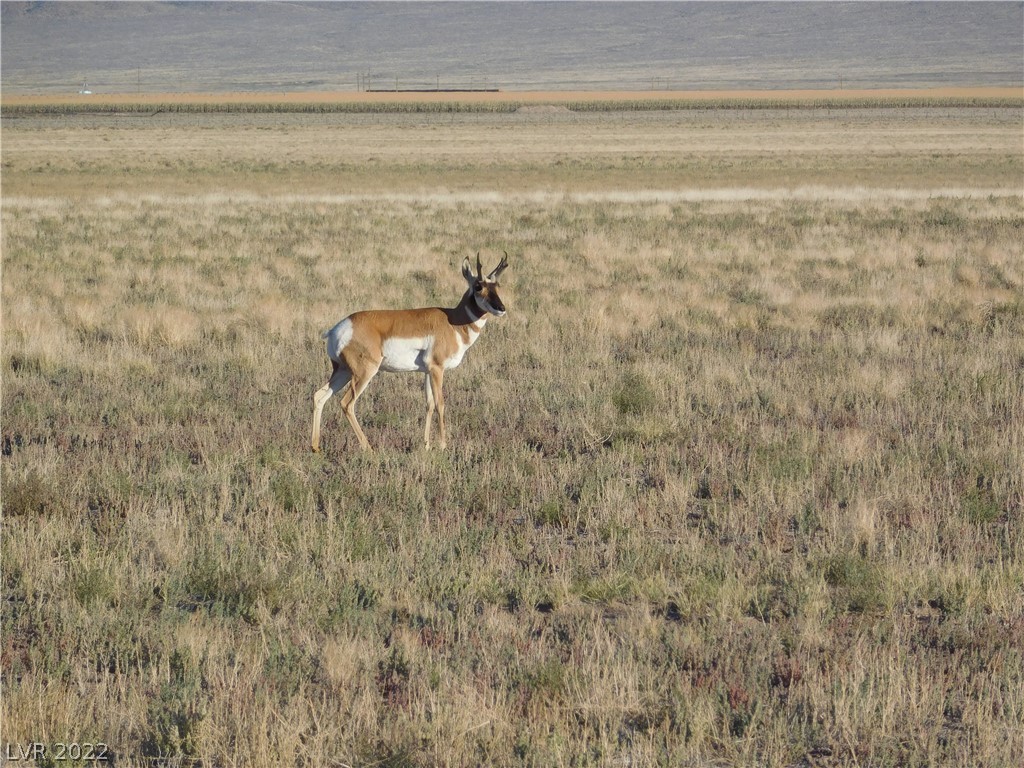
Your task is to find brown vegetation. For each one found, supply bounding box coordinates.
[2,101,1022,766]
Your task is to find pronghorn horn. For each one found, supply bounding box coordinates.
[487,251,509,280]
[475,252,483,279]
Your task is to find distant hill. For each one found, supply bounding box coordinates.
[2,1,1022,95]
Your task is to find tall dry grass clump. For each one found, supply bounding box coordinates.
[2,107,1022,766]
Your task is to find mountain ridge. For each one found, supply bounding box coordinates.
[3,1,1022,94]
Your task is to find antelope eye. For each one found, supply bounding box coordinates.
[474,282,483,291]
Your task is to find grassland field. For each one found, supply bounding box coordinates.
[2,94,1023,766]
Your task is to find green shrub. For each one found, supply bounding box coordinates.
[612,371,657,417]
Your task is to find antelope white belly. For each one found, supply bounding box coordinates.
[380,336,433,372]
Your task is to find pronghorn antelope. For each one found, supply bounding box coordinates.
[311,253,509,452]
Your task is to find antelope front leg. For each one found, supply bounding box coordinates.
[423,372,436,449]
[429,366,447,450]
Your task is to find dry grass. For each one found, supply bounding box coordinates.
[2,105,1023,766]
[3,106,1022,199]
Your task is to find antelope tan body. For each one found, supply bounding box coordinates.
[311,254,509,452]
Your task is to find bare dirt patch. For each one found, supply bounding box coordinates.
[515,104,573,114]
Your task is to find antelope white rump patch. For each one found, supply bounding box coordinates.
[323,318,354,362]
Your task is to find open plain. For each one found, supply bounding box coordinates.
[2,96,1023,765]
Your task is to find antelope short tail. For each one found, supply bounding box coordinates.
[323,317,354,363]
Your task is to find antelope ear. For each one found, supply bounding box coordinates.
[462,257,475,283]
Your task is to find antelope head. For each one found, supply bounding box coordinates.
[463,251,509,317]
